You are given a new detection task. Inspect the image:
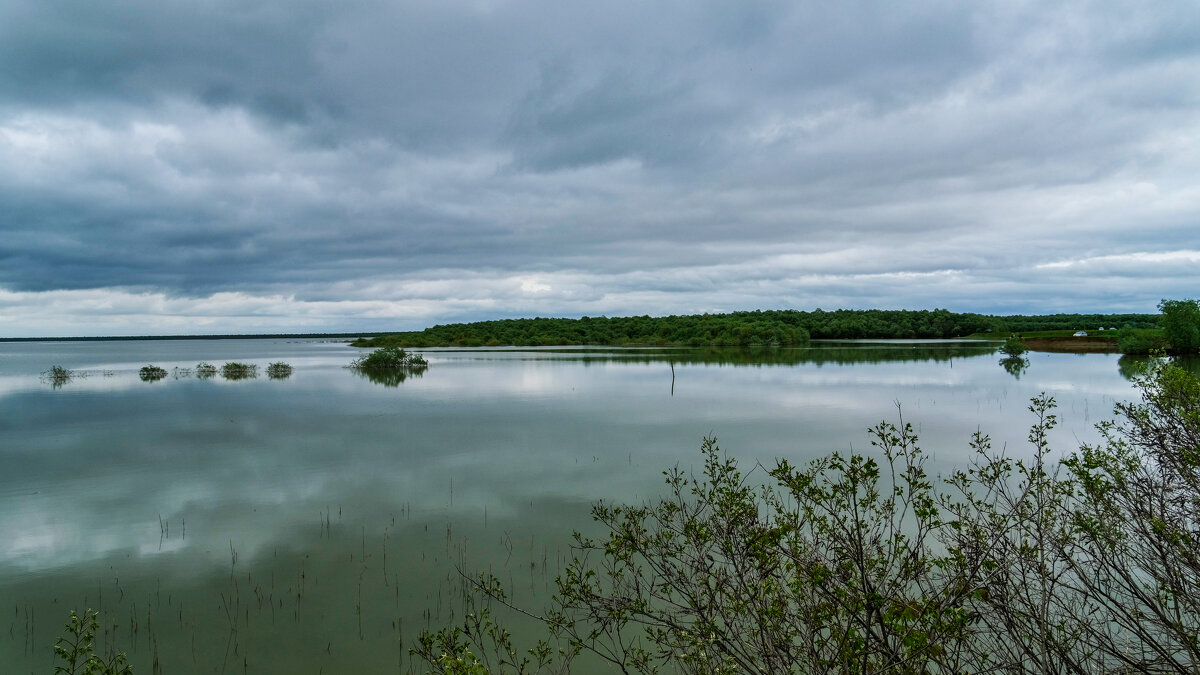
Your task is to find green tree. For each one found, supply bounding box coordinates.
[1160,298,1200,353]
[999,334,1028,358]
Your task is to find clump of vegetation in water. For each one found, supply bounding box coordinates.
[54,609,131,675]
[138,365,168,382]
[41,365,79,388]
[350,346,428,370]
[999,334,1028,357]
[220,362,258,380]
[266,362,294,379]
[195,363,218,378]
[998,335,1030,377]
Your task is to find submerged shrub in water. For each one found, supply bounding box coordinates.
[196,363,218,378]
[221,362,258,380]
[42,365,76,387]
[999,334,1029,357]
[139,365,168,382]
[266,362,294,379]
[350,346,428,371]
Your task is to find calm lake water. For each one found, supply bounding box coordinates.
[0,339,1146,673]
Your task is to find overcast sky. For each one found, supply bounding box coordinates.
[1,0,1197,336]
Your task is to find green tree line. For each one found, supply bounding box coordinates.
[989,312,1159,333]
[355,309,1168,349]
[355,309,1005,348]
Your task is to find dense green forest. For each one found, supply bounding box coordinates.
[989,312,1159,333]
[353,309,1161,348]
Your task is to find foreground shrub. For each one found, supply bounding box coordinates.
[266,362,294,379]
[54,609,131,675]
[138,365,168,382]
[418,361,1200,675]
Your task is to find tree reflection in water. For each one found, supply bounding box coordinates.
[1000,355,1029,379]
[354,365,427,387]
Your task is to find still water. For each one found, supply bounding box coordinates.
[0,339,1141,673]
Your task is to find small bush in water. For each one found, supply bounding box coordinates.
[221,362,258,380]
[42,365,76,386]
[266,362,294,379]
[139,365,168,382]
[350,346,428,370]
[196,363,218,378]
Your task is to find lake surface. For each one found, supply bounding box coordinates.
[0,339,1145,673]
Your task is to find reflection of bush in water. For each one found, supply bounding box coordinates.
[999,355,1029,379]
[355,365,426,387]
[139,365,168,382]
[1120,354,1200,381]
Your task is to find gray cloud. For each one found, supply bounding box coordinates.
[0,0,1198,336]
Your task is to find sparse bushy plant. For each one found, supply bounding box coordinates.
[999,334,1028,357]
[266,362,294,379]
[41,365,77,387]
[53,609,132,675]
[221,362,258,380]
[138,365,168,382]
[350,346,428,371]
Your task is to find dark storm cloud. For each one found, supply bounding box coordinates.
[0,0,1198,335]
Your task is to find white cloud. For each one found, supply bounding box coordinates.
[1,1,1198,334]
